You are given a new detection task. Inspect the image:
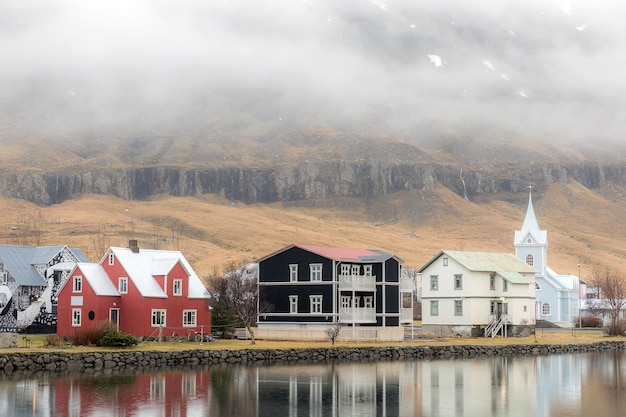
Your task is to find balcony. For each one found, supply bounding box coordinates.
[339,307,376,323]
[400,276,415,293]
[338,274,376,292]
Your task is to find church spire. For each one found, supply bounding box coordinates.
[521,186,541,233]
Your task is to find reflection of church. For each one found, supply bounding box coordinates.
[0,245,87,332]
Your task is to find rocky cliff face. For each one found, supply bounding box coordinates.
[1,161,624,206]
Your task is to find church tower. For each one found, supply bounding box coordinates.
[515,189,547,277]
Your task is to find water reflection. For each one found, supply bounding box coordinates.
[1,351,626,416]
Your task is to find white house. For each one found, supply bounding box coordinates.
[514,191,581,327]
[418,251,536,337]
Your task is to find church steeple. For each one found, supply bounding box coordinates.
[515,186,547,275]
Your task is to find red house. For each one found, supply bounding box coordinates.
[57,241,211,338]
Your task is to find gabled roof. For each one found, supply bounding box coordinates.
[0,244,87,286]
[69,264,120,296]
[259,244,401,264]
[108,247,210,299]
[418,250,535,284]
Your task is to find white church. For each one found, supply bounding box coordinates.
[515,190,582,327]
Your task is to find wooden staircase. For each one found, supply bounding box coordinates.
[485,315,508,338]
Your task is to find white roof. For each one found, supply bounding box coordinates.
[109,247,210,299]
[77,263,120,296]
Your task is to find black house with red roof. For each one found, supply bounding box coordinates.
[257,244,413,341]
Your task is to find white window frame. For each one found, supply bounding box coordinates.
[151,309,167,327]
[72,308,81,326]
[289,295,298,314]
[351,265,360,276]
[542,302,551,316]
[183,310,197,327]
[430,275,438,291]
[108,253,115,265]
[289,264,298,282]
[310,264,322,282]
[341,264,350,275]
[454,300,463,316]
[503,278,509,292]
[118,277,128,294]
[430,300,439,316]
[173,279,183,296]
[363,296,373,309]
[363,265,372,276]
[526,254,534,266]
[310,295,322,314]
[73,276,82,293]
[340,296,351,309]
[443,257,448,266]
[490,274,495,291]
[454,274,463,290]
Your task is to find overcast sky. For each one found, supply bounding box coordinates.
[1,0,625,143]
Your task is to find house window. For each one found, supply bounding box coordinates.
[310,295,322,313]
[523,305,527,313]
[351,265,360,276]
[183,310,197,327]
[490,274,495,291]
[527,238,532,244]
[341,296,351,309]
[310,264,322,282]
[173,279,183,296]
[364,296,373,309]
[443,257,448,266]
[289,295,298,313]
[108,253,115,265]
[542,302,551,316]
[430,300,439,316]
[454,300,463,316]
[152,309,166,327]
[118,277,128,294]
[289,264,298,282]
[526,254,534,266]
[454,274,463,290]
[363,265,372,276]
[503,278,509,292]
[72,309,81,326]
[430,275,439,291]
[73,276,82,293]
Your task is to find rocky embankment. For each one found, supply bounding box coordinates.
[1,341,625,375]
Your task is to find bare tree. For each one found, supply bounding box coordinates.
[591,267,626,336]
[206,261,260,344]
[327,323,342,345]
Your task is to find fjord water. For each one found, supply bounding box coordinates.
[2,351,625,417]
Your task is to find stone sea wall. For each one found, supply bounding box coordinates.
[1,341,625,375]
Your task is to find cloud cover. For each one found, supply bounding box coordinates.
[1,0,625,143]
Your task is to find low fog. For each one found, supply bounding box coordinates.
[1,0,625,144]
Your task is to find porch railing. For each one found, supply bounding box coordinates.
[338,274,376,291]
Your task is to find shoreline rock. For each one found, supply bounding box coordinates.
[1,341,625,376]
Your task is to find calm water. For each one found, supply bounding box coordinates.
[1,351,625,417]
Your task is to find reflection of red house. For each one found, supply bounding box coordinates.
[57,241,211,338]
[54,369,213,417]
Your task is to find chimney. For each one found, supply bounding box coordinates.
[129,239,139,253]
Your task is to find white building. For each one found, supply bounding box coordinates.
[418,251,536,337]
[514,191,581,327]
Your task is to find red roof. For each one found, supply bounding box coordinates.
[296,244,393,262]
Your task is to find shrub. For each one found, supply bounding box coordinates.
[98,328,139,347]
[579,316,603,328]
[71,323,109,346]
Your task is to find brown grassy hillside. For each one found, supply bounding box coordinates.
[0,180,624,283]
